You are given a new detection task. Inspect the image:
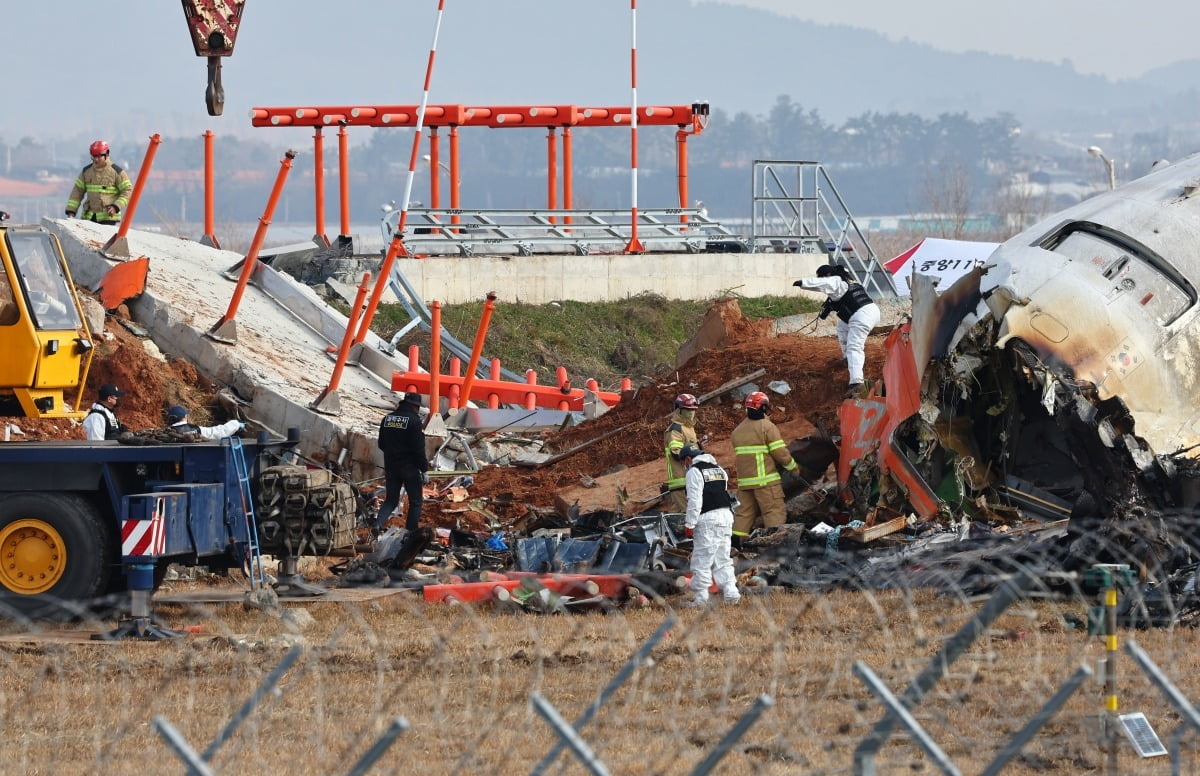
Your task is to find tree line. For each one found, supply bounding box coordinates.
[5,96,1189,229]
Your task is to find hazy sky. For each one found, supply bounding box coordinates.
[3,0,1193,148]
[725,0,1190,79]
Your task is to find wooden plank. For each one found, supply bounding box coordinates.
[695,368,767,404]
[520,422,634,469]
[841,515,908,544]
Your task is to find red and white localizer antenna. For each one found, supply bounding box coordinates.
[625,0,645,253]
[355,0,448,346]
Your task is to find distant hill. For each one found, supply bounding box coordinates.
[5,0,1198,144]
[416,0,1200,134]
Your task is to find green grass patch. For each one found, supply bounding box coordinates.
[373,293,820,389]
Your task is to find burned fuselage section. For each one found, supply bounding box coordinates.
[836,153,1200,574]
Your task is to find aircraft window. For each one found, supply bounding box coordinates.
[6,231,80,331]
[1043,224,1193,326]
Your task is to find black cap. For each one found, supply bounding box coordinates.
[678,444,704,460]
[99,383,124,400]
[816,264,850,280]
[402,392,423,407]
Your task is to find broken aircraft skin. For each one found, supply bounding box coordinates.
[833,153,1200,578]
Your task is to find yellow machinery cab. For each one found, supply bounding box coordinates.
[0,225,93,418]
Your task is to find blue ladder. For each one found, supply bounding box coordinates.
[225,436,266,590]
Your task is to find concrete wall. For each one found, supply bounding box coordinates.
[390,250,826,304]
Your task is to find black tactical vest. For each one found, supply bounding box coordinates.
[692,460,733,513]
[833,282,873,323]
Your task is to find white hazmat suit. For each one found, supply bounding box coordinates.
[684,452,740,605]
[795,274,880,387]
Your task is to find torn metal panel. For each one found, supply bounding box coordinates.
[837,321,942,521]
[909,265,985,385]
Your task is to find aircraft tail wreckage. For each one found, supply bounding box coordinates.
[820,153,1200,585]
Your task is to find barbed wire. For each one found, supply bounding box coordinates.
[2,524,1200,774]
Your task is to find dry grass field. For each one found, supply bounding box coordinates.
[1,583,1198,775]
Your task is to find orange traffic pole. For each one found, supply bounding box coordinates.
[525,370,538,410]
[114,133,160,239]
[489,358,502,408]
[457,292,497,412]
[448,357,461,409]
[546,128,557,223]
[428,128,441,209]
[355,231,407,346]
[556,366,571,410]
[102,134,162,259]
[311,272,371,414]
[449,126,461,227]
[428,300,442,425]
[313,127,330,246]
[201,130,220,247]
[562,126,573,227]
[677,129,690,226]
[337,123,351,244]
[207,150,296,343]
[390,369,624,411]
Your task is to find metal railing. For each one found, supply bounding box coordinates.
[379,207,744,257]
[751,160,897,297]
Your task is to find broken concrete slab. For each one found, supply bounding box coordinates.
[48,218,409,484]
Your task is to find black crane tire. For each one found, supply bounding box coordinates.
[0,492,113,622]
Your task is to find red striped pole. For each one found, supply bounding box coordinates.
[625,0,644,253]
[355,0,447,346]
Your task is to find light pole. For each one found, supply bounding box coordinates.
[422,154,451,175]
[1087,145,1116,191]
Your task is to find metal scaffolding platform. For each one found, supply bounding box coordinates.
[751,160,896,297]
[380,207,746,257]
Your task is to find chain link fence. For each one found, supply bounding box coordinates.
[4,524,1200,775]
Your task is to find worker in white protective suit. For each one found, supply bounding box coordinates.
[794,264,881,398]
[678,445,740,608]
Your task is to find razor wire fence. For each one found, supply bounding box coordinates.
[4,521,1200,774]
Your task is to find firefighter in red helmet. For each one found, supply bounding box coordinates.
[730,390,798,540]
[65,140,133,225]
[663,392,701,513]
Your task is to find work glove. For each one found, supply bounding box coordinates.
[65,210,76,218]
[818,299,835,320]
[792,279,805,287]
[106,204,119,216]
[684,526,694,539]
[420,471,430,485]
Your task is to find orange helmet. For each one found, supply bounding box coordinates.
[674,393,699,410]
[745,391,769,410]
[89,140,110,156]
